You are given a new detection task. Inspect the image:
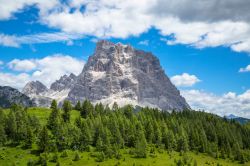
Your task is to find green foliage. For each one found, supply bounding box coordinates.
[134,124,147,158]
[81,100,94,118]
[60,150,68,158]
[95,151,105,162]
[74,101,81,111]
[37,126,50,152]
[0,101,250,164]
[24,126,33,148]
[62,100,72,123]
[73,151,81,161]
[27,158,35,166]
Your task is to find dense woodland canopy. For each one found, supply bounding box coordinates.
[0,100,250,165]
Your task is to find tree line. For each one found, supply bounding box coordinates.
[0,100,250,164]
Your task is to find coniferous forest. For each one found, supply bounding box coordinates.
[0,100,250,166]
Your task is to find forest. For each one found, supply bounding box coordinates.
[0,100,250,166]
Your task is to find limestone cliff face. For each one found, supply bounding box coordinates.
[0,86,35,108]
[23,40,189,111]
[67,40,189,110]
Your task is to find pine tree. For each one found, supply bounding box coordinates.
[163,130,176,151]
[24,126,33,149]
[0,125,6,146]
[145,122,154,144]
[47,100,61,134]
[81,100,94,118]
[134,123,147,158]
[62,100,72,123]
[0,109,6,146]
[37,126,50,152]
[5,110,17,141]
[74,101,81,111]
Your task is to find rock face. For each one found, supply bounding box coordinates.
[23,40,190,110]
[50,73,77,91]
[67,40,189,110]
[0,86,35,108]
[22,81,48,96]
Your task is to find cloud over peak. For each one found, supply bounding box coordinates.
[0,54,84,89]
[171,73,201,87]
[1,0,250,53]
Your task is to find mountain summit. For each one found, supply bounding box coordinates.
[23,40,189,111]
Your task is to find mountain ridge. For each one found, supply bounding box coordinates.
[0,86,35,108]
[23,40,190,111]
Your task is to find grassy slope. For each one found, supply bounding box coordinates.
[1,108,250,166]
[1,147,249,166]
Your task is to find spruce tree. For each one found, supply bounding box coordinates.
[5,110,17,142]
[0,125,6,146]
[37,126,50,152]
[47,100,61,134]
[24,126,33,149]
[81,100,94,118]
[0,109,6,146]
[134,123,147,158]
[62,100,72,123]
[74,101,81,111]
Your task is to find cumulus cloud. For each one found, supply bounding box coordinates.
[0,54,84,89]
[150,0,250,23]
[0,0,58,20]
[2,0,250,53]
[8,59,37,71]
[0,72,30,89]
[239,65,250,72]
[171,73,200,87]
[0,32,83,47]
[181,89,250,118]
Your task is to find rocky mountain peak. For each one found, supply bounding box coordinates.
[22,81,48,96]
[50,73,77,91]
[0,86,35,108]
[69,40,190,110]
[23,40,190,110]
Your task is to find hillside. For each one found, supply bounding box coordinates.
[0,101,250,166]
[0,86,35,108]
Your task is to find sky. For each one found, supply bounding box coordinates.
[0,0,250,118]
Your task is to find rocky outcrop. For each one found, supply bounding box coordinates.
[23,40,190,111]
[22,81,48,96]
[50,73,77,91]
[0,86,35,108]
[23,76,74,107]
[67,40,189,110]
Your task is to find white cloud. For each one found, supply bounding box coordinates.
[0,72,30,89]
[2,0,250,53]
[0,61,3,65]
[239,65,250,72]
[171,73,200,87]
[0,54,84,89]
[181,89,250,118]
[0,34,19,47]
[8,59,37,71]
[0,32,83,47]
[0,0,58,20]
[138,40,149,46]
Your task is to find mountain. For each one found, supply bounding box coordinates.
[23,40,190,111]
[50,73,77,91]
[22,77,75,107]
[225,114,250,124]
[0,86,35,108]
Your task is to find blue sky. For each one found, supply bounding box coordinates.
[0,0,250,118]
